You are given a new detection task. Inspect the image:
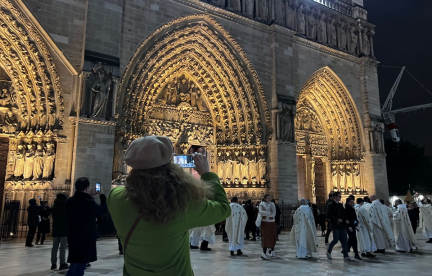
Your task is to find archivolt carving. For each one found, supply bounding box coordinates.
[296,67,364,161]
[0,1,64,133]
[118,14,271,145]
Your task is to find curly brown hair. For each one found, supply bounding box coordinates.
[125,162,213,225]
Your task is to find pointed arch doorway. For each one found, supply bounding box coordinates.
[295,67,366,204]
[116,15,271,200]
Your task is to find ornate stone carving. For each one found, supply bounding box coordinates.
[347,26,358,55]
[297,5,306,35]
[372,123,384,154]
[258,0,269,21]
[306,9,317,40]
[317,12,327,43]
[279,103,295,143]
[244,0,255,17]
[285,1,295,29]
[275,0,286,25]
[327,18,337,46]
[361,29,371,56]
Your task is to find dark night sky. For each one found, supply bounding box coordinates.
[364,0,432,156]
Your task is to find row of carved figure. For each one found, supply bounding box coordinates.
[226,190,267,200]
[217,156,267,185]
[206,0,373,56]
[330,162,361,192]
[12,142,56,180]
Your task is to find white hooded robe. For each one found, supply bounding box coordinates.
[355,203,377,253]
[290,205,318,258]
[393,204,417,252]
[417,199,432,239]
[189,225,216,246]
[364,200,394,249]
[225,202,248,251]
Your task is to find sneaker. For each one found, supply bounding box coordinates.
[261,253,267,260]
[326,250,332,260]
[59,264,69,270]
[271,251,275,257]
[50,264,57,270]
[344,257,355,262]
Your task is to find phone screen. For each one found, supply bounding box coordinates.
[95,183,101,192]
[172,155,195,168]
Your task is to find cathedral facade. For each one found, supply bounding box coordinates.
[0,0,388,212]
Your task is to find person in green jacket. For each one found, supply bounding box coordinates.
[108,136,231,276]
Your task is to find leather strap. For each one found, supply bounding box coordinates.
[123,213,145,256]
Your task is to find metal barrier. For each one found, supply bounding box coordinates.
[1,200,30,240]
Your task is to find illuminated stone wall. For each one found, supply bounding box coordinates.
[0,0,389,212]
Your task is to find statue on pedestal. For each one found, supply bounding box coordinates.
[328,18,337,46]
[258,0,269,21]
[275,0,286,25]
[331,164,338,188]
[14,144,25,178]
[23,144,35,180]
[361,31,371,56]
[317,13,327,43]
[280,105,294,142]
[306,10,317,40]
[33,144,44,180]
[244,0,255,17]
[347,26,358,54]
[297,5,306,35]
[285,1,295,29]
[42,142,55,179]
[90,64,112,118]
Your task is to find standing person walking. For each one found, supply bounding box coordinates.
[25,199,40,247]
[107,136,231,275]
[51,193,69,270]
[36,201,50,245]
[345,197,361,260]
[65,177,107,276]
[408,202,420,234]
[226,197,248,256]
[244,200,256,241]
[259,194,277,260]
[326,192,354,261]
[324,192,334,246]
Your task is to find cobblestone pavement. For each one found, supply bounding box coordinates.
[1,231,432,276]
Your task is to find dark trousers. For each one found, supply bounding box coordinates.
[36,231,46,244]
[328,227,349,258]
[220,224,228,240]
[411,221,417,234]
[325,224,332,243]
[245,224,256,239]
[66,263,86,276]
[26,226,37,245]
[347,228,359,255]
[118,237,123,253]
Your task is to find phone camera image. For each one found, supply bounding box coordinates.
[96,183,101,192]
[173,155,195,168]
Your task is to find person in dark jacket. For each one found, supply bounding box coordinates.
[408,202,420,234]
[325,192,354,261]
[65,177,107,276]
[25,199,40,247]
[345,197,361,260]
[244,200,256,241]
[36,201,50,245]
[324,192,334,244]
[272,199,282,238]
[51,193,69,270]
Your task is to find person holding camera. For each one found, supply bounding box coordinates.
[345,197,361,260]
[107,136,231,276]
[325,192,354,261]
[65,177,107,276]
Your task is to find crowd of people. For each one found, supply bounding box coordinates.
[21,135,432,275]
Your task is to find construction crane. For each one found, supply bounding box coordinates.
[381,66,432,142]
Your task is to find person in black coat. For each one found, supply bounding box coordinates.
[25,199,40,247]
[325,192,353,261]
[272,199,282,237]
[408,202,420,234]
[244,200,256,241]
[36,201,50,245]
[65,177,107,276]
[345,197,361,260]
[51,193,69,270]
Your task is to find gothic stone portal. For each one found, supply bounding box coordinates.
[294,68,367,204]
[116,15,272,201]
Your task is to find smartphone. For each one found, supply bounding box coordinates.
[95,182,101,192]
[172,154,195,168]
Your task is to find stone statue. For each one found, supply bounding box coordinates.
[241,157,250,182]
[306,11,317,40]
[218,160,225,182]
[280,105,294,142]
[90,65,112,118]
[257,158,266,183]
[258,0,269,21]
[113,136,126,176]
[338,164,346,190]
[190,83,198,108]
[0,88,11,106]
[285,1,295,29]
[275,0,286,25]
[348,26,358,54]
[178,78,190,104]
[244,0,255,17]
[331,164,338,188]
[297,5,306,35]
[361,31,371,56]
[328,18,337,46]
[353,163,360,189]
[164,83,173,104]
[317,13,327,43]
[345,163,352,189]
[223,158,233,183]
[311,160,315,185]
[2,110,17,133]
[196,90,207,111]
[229,0,241,11]
[14,144,25,178]
[42,142,55,179]
[339,21,347,50]
[231,159,241,182]
[33,144,44,179]
[373,127,383,153]
[23,144,35,180]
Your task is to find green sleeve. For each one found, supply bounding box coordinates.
[184,172,231,229]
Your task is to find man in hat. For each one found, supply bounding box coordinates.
[290,198,318,258]
[226,197,248,256]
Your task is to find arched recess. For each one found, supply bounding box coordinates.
[116,14,271,191]
[118,14,271,146]
[295,67,366,202]
[0,0,64,133]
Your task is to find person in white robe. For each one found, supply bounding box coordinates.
[393,203,417,252]
[354,198,377,258]
[364,195,394,253]
[415,196,432,243]
[290,198,318,259]
[189,225,216,251]
[226,196,248,256]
